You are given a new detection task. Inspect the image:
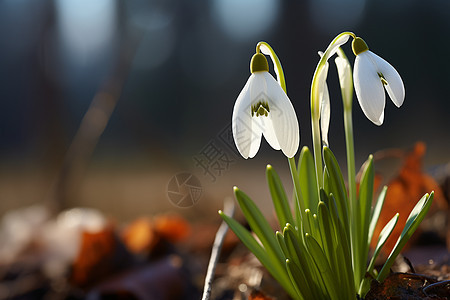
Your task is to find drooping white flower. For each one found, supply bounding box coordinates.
[352,37,405,125]
[315,33,351,147]
[317,51,331,147]
[232,53,299,159]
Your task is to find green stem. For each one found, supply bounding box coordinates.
[288,156,306,224]
[310,32,355,192]
[311,115,323,189]
[344,105,360,288]
[256,42,287,93]
[335,47,360,289]
[310,62,325,191]
[257,42,304,225]
[337,48,357,227]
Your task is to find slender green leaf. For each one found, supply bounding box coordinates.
[326,193,355,297]
[219,211,297,298]
[304,233,339,299]
[367,213,399,274]
[298,147,319,213]
[283,224,308,270]
[317,199,354,299]
[323,147,349,231]
[233,187,285,265]
[276,231,289,259]
[286,259,313,300]
[305,209,318,242]
[317,201,337,272]
[356,155,374,286]
[377,192,434,281]
[289,157,304,230]
[323,166,330,195]
[266,164,294,230]
[283,224,321,296]
[368,186,388,248]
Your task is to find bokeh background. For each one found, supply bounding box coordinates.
[1,0,449,220]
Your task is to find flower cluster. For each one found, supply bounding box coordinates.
[232,33,405,159]
[221,32,433,300]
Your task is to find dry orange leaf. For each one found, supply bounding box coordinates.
[121,214,191,255]
[122,217,159,254]
[249,289,275,300]
[153,214,191,243]
[70,225,131,288]
[365,272,439,299]
[371,142,446,255]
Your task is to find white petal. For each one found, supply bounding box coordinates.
[249,73,281,150]
[353,52,386,125]
[318,62,330,146]
[232,74,263,158]
[263,72,299,157]
[259,117,281,150]
[368,51,405,107]
[335,56,353,106]
[320,81,331,147]
[247,118,263,158]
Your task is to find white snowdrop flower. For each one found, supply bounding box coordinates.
[232,53,299,159]
[317,51,331,147]
[352,37,405,125]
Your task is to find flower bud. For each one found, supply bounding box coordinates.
[352,37,369,56]
[250,53,269,73]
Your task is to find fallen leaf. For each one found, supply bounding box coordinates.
[70,225,133,288]
[365,272,439,300]
[371,142,446,255]
[122,218,159,254]
[249,289,275,300]
[153,214,191,243]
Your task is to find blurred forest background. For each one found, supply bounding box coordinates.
[1,0,449,221]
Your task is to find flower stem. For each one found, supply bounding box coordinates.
[309,32,355,192]
[288,156,305,223]
[335,47,360,289]
[311,115,323,189]
[256,42,287,93]
[310,60,326,192]
[344,106,356,220]
[257,41,305,223]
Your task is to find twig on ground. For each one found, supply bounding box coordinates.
[202,198,235,300]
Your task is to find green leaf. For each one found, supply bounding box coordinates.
[283,225,322,298]
[317,201,336,271]
[368,186,388,249]
[323,166,330,193]
[233,187,285,266]
[326,194,355,296]
[286,259,313,300]
[323,147,349,231]
[288,157,304,230]
[304,233,339,299]
[298,147,319,213]
[317,199,354,299]
[355,155,374,285]
[276,231,289,259]
[377,192,434,281]
[219,212,280,276]
[283,224,308,270]
[367,213,399,275]
[266,164,294,230]
[219,211,297,298]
